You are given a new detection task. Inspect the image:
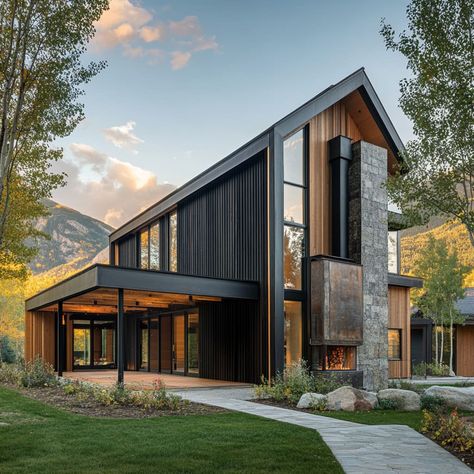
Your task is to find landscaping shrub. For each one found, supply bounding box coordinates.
[0,335,17,363]
[421,409,473,453]
[253,360,344,405]
[19,357,57,388]
[377,398,401,410]
[309,397,327,412]
[0,362,21,385]
[420,394,447,413]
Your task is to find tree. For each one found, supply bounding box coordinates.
[381,0,474,246]
[414,236,469,373]
[0,0,108,279]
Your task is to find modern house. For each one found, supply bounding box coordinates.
[412,287,474,376]
[25,68,422,391]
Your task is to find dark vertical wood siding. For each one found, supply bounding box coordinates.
[178,151,268,382]
[118,235,137,267]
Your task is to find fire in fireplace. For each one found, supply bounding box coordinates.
[315,346,356,371]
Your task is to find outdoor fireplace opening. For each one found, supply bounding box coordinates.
[315,345,357,371]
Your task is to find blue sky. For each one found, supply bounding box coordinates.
[53,0,410,227]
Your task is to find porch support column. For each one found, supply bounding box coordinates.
[56,301,63,376]
[117,288,124,386]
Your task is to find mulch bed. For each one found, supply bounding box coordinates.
[2,384,227,418]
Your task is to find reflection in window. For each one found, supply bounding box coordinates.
[388,231,399,273]
[284,184,304,224]
[284,225,304,290]
[283,129,304,185]
[284,301,302,367]
[187,312,199,374]
[169,211,178,272]
[140,229,149,269]
[150,222,160,270]
[388,329,401,360]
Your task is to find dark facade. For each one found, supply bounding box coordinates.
[25,69,422,389]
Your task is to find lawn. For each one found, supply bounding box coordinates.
[0,386,342,473]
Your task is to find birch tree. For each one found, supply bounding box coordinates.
[0,0,108,279]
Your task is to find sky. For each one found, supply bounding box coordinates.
[52,0,411,228]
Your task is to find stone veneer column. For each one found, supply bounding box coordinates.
[348,141,388,391]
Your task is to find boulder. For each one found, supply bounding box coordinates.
[378,389,421,411]
[424,386,474,411]
[326,386,377,411]
[296,393,327,409]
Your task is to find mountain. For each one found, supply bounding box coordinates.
[30,199,114,275]
[401,219,474,287]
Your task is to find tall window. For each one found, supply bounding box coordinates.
[169,210,178,272]
[388,231,399,273]
[283,129,306,290]
[150,222,160,270]
[139,228,149,269]
[284,301,302,367]
[388,329,401,360]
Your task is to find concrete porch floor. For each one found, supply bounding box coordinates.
[62,370,249,391]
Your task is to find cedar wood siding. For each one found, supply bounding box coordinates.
[178,151,268,383]
[456,326,474,376]
[388,285,411,378]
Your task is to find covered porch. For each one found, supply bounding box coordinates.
[25,264,260,386]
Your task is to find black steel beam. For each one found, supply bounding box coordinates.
[57,301,63,376]
[117,288,124,386]
[25,264,259,311]
[388,273,423,288]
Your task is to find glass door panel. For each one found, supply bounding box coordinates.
[149,319,159,371]
[187,312,199,375]
[140,320,149,370]
[173,315,185,373]
[73,327,91,367]
[93,326,115,366]
[160,316,172,372]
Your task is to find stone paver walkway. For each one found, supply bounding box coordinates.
[176,387,472,474]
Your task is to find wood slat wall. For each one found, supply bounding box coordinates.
[456,326,474,376]
[388,286,411,379]
[309,102,362,255]
[24,311,56,366]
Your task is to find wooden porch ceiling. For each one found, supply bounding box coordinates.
[40,288,221,314]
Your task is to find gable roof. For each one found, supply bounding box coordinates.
[110,67,404,243]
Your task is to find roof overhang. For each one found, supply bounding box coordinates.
[388,273,423,288]
[26,264,259,312]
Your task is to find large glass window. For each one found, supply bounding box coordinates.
[283,129,307,291]
[187,312,199,374]
[150,222,160,270]
[388,329,401,360]
[284,301,302,367]
[173,314,185,373]
[388,231,399,273]
[73,327,91,367]
[169,211,178,272]
[140,228,149,269]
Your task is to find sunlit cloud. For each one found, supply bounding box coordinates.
[92,0,218,70]
[53,143,175,228]
[103,121,144,152]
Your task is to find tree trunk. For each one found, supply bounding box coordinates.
[434,324,439,367]
[449,309,454,375]
[439,325,444,365]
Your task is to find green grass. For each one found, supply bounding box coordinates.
[0,387,342,473]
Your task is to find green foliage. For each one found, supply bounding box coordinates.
[310,397,328,412]
[0,0,109,279]
[389,380,423,393]
[420,395,448,412]
[253,360,345,405]
[381,0,474,247]
[413,362,451,377]
[0,334,17,363]
[19,357,56,388]
[0,361,21,385]
[377,398,401,411]
[61,378,184,411]
[421,408,474,452]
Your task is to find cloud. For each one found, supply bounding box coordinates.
[92,0,218,69]
[103,121,144,152]
[170,51,192,70]
[53,143,175,228]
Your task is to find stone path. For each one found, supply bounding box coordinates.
[176,387,472,474]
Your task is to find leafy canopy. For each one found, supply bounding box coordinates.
[0,0,108,279]
[381,0,474,246]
